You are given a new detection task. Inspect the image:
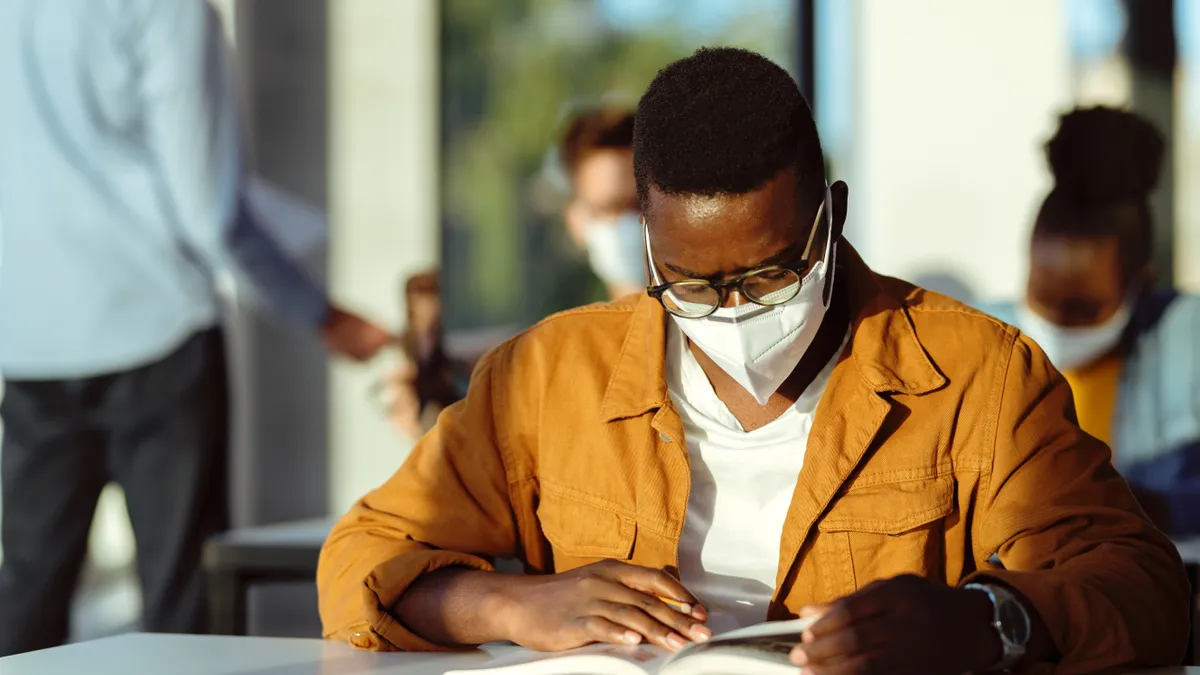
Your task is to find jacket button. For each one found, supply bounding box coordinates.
[350,631,375,649]
[659,432,672,442]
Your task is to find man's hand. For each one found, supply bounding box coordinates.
[491,560,712,652]
[320,306,392,361]
[789,575,1001,675]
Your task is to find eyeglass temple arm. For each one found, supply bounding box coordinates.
[643,220,665,286]
[800,197,826,261]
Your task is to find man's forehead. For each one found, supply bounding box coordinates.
[645,175,817,221]
[676,194,728,221]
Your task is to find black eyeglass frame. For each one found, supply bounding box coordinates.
[644,199,828,319]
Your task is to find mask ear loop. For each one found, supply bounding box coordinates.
[642,218,665,286]
[820,185,837,306]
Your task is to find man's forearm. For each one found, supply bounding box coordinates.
[226,195,331,329]
[392,567,516,647]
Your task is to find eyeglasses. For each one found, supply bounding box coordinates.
[645,197,829,319]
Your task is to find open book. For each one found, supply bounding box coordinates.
[445,616,819,675]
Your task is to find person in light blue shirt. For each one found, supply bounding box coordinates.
[0,0,391,654]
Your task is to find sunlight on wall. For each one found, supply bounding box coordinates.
[327,0,439,512]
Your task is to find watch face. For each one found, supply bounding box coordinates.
[998,595,1031,646]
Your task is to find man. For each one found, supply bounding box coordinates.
[0,0,389,655]
[318,48,1188,673]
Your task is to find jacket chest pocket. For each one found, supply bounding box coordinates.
[537,487,635,571]
[816,476,955,589]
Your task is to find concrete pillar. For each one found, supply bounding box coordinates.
[229,0,331,528]
[327,0,440,513]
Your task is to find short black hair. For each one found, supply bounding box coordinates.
[560,107,636,178]
[633,47,825,211]
[1035,106,1164,278]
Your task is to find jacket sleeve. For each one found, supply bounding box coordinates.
[317,340,530,652]
[969,332,1191,674]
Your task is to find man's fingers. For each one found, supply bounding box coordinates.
[793,618,892,667]
[800,604,829,618]
[805,601,854,639]
[795,625,862,664]
[575,615,643,648]
[599,562,703,617]
[591,601,688,652]
[610,586,712,644]
[805,585,890,640]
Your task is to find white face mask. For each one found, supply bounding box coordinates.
[1016,302,1132,371]
[647,190,837,404]
[584,211,647,288]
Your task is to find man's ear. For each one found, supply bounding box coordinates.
[829,180,849,241]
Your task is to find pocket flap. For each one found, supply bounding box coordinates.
[818,476,955,535]
[537,488,635,559]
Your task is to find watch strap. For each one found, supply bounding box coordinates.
[964,582,1028,672]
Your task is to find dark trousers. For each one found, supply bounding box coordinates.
[0,329,229,656]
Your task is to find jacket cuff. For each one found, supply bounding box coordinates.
[962,569,1135,675]
[358,549,495,652]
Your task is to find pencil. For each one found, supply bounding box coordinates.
[657,596,693,614]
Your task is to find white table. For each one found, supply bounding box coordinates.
[0,634,511,675]
[0,634,1196,675]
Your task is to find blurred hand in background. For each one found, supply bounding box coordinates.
[321,306,394,362]
[386,356,425,442]
[379,271,459,443]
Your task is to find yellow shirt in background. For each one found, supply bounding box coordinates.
[1063,353,1123,447]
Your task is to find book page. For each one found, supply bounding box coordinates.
[658,616,819,675]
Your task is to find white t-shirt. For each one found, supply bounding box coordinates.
[667,321,845,635]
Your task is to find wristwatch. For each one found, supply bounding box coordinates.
[964,582,1031,672]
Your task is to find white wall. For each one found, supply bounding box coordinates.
[327,0,440,513]
[849,0,1073,302]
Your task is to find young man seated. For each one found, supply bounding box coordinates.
[318,48,1189,674]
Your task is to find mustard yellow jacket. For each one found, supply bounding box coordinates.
[318,246,1189,673]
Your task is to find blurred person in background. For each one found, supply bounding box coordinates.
[989,107,1200,536]
[0,0,389,655]
[387,107,643,440]
[559,106,644,301]
[382,271,461,441]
